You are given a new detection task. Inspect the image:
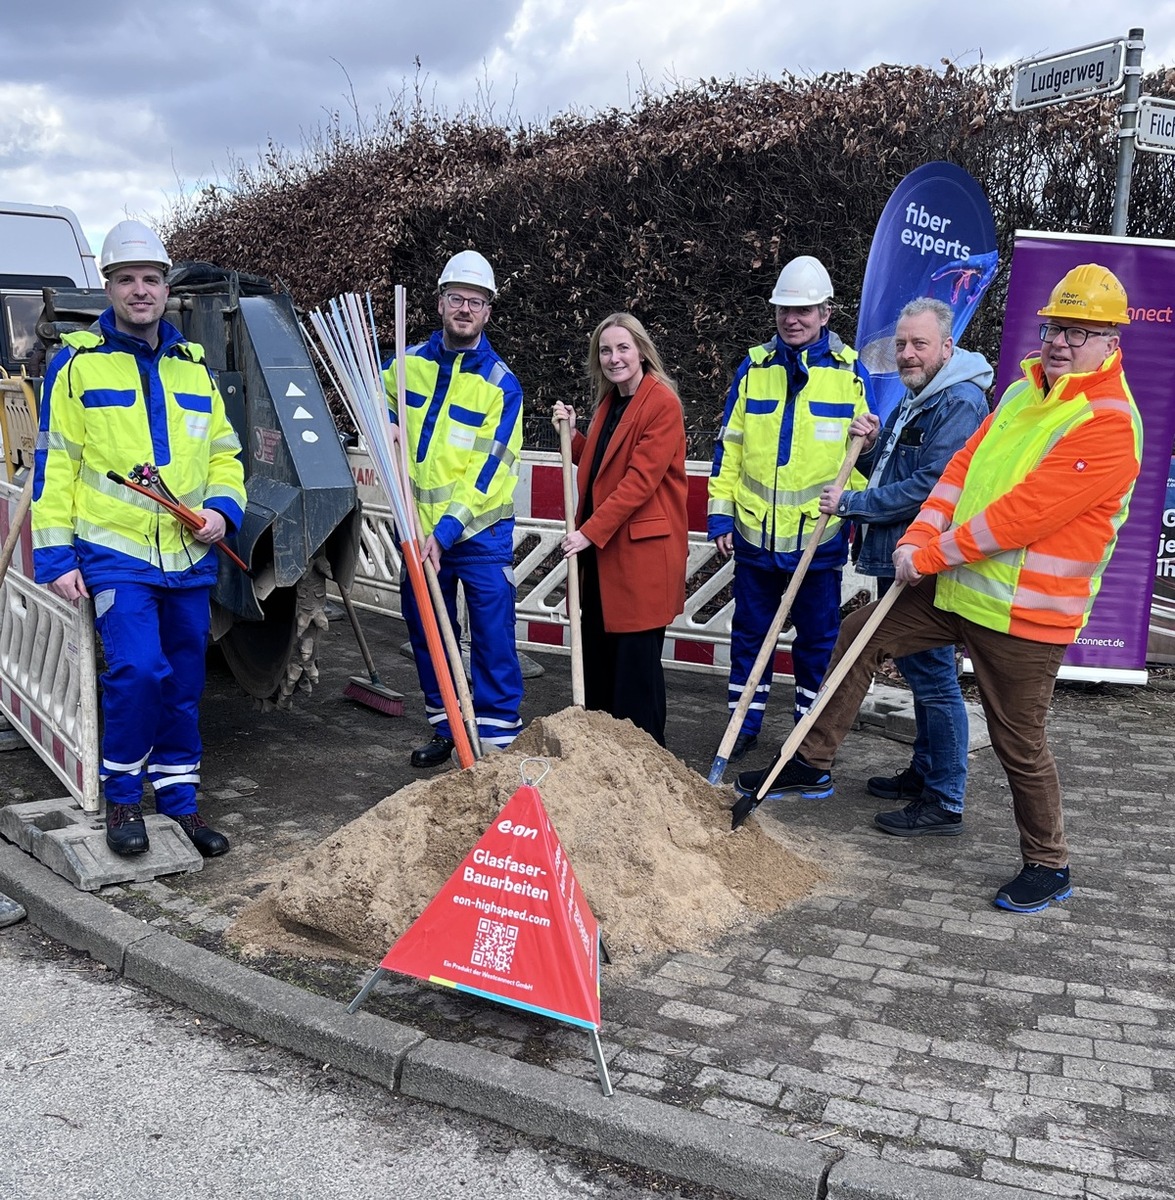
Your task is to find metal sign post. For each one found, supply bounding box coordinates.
[1111,30,1145,237]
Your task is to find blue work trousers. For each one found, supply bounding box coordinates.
[93,582,210,815]
[729,560,841,736]
[401,535,523,749]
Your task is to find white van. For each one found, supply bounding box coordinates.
[0,202,102,372]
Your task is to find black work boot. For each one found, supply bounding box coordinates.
[410,734,456,769]
[728,731,758,763]
[105,802,150,856]
[172,812,230,858]
[866,765,924,801]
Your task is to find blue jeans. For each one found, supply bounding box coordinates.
[895,644,968,813]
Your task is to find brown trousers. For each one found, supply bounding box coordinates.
[800,580,1069,867]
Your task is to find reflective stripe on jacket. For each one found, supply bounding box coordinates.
[708,331,872,562]
[382,330,522,550]
[31,309,246,589]
[901,350,1142,643]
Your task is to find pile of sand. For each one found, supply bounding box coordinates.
[228,707,825,966]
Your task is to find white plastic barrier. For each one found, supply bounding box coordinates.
[346,448,875,678]
[0,478,100,811]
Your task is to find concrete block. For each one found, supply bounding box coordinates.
[124,934,423,1089]
[857,683,991,751]
[827,1155,1039,1199]
[0,798,202,890]
[0,841,155,970]
[0,727,28,752]
[401,1038,835,1200]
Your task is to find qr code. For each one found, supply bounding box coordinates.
[471,918,519,973]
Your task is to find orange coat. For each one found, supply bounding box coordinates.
[571,373,688,633]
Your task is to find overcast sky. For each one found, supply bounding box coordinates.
[3,2,1172,251]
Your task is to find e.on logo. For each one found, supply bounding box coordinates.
[497,819,539,840]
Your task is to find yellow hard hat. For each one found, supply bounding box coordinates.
[1037,264,1130,326]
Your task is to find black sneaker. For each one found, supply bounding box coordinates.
[867,765,924,801]
[993,864,1071,913]
[735,755,834,802]
[105,802,149,857]
[874,798,964,837]
[410,734,456,769]
[728,732,758,764]
[173,812,230,858]
[731,754,834,829]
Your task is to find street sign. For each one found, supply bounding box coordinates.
[1012,39,1126,111]
[1136,95,1175,155]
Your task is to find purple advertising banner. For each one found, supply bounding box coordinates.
[995,232,1175,678]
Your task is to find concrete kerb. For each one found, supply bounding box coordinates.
[0,843,1042,1200]
[825,1157,1035,1200]
[400,1038,837,1200]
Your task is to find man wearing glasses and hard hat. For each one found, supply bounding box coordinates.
[382,250,524,767]
[734,264,1142,915]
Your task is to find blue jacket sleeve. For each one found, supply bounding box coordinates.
[836,383,987,527]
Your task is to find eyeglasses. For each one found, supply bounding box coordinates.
[1038,323,1115,348]
[443,292,488,313]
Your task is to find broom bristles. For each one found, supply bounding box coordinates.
[343,676,405,716]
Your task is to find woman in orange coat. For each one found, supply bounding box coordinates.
[552,313,688,745]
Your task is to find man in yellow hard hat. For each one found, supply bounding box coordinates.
[734,263,1142,915]
[708,256,875,779]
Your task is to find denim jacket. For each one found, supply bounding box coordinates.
[837,347,992,578]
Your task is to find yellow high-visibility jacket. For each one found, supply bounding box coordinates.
[32,310,245,588]
[382,330,522,550]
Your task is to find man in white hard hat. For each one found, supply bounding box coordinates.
[708,255,875,780]
[733,264,1141,914]
[818,297,991,836]
[382,249,524,767]
[31,219,246,859]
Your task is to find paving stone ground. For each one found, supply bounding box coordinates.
[3,605,1173,1199]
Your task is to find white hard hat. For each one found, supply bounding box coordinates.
[99,220,172,277]
[438,250,497,299]
[770,255,834,307]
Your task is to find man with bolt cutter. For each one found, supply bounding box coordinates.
[31,220,246,858]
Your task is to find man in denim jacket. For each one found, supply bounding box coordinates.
[818,298,990,835]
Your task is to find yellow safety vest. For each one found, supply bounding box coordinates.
[709,340,870,555]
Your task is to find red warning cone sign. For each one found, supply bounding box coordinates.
[379,782,601,1029]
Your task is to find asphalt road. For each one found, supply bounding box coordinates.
[0,921,729,1200]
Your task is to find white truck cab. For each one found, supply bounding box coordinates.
[0,202,102,373]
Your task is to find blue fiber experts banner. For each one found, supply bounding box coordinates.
[856,162,998,420]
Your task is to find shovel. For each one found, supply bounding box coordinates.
[731,579,907,829]
[557,416,585,707]
[708,435,867,784]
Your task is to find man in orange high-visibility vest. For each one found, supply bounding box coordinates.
[733,264,1142,914]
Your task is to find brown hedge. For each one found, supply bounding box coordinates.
[162,63,1175,447]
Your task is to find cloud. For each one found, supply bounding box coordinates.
[4,0,1175,248]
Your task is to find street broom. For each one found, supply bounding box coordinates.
[339,581,405,716]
